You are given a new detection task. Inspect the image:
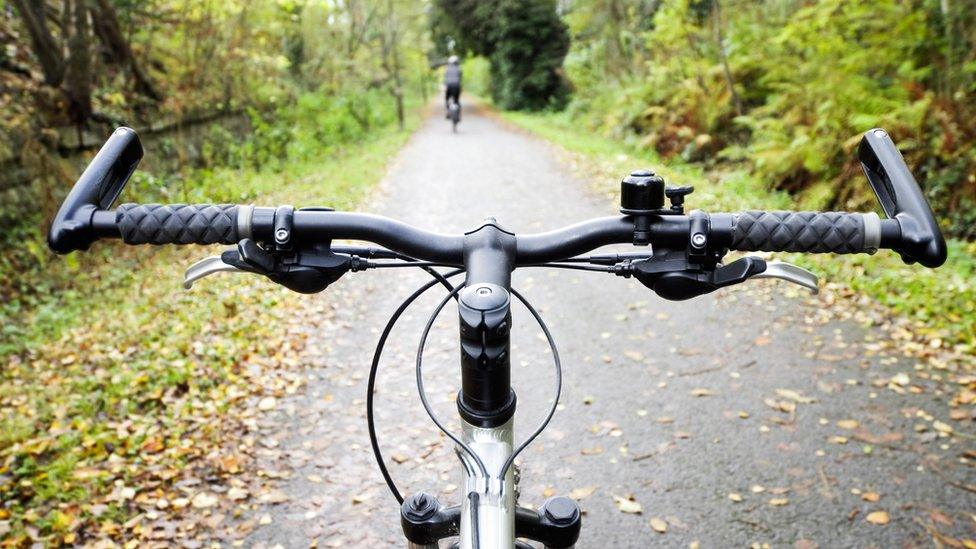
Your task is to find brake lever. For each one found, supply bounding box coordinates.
[183,255,248,290]
[751,261,819,294]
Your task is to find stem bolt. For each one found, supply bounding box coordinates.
[476,286,492,296]
[691,233,707,248]
[275,228,289,242]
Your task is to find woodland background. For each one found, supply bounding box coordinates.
[0,0,974,545]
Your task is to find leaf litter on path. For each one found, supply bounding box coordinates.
[613,494,643,514]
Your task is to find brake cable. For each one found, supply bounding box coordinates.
[367,268,464,505]
[368,261,575,503]
[416,285,491,480]
[417,283,563,482]
[498,287,561,481]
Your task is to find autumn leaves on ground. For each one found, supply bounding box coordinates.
[2,0,975,547]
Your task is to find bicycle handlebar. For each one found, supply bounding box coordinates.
[90,203,894,262]
[49,126,946,270]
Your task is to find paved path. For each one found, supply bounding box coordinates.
[243,107,973,548]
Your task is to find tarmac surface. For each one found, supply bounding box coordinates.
[243,107,974,548]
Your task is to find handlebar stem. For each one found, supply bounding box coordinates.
[457,222,518,429]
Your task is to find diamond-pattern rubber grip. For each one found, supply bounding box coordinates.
[116,203,239,245]
[731,211,866,253]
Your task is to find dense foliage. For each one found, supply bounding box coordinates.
[2,1,432,543]
[560,0,976,239]
[1,0,433,335]
[433,0,570,110]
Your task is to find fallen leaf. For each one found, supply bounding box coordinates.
[866,511,890,525]
[690,388,715,397]
[929,510,953,526]
[837,419,860,430]
[258,396,277,411]
[227,488,249,501]
[140,438,164,454]
[728,493,743,502]
[570,486,597,500]
[750,485,765,494]
[861,492,880,503]
[754,336,772,346]
[890,373,910,387]
[775,389,816,403]
[351,493,372,504]
[650,517,668,533]
[764,398,796,413]
[769,498,789,506]
[613,494,642,514]
[191,492,218,509]
[261,490,291,504]
[933,420,954,435]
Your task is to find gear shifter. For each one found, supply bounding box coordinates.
[183,238,352,294]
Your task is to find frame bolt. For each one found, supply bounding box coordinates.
[403,492,437,521]
[412,493,429,511]
[543,496,580,525]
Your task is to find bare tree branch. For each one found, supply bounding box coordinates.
[10,0,65,85]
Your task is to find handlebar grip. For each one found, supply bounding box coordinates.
[730,211,880,254]
[116,203,240,245]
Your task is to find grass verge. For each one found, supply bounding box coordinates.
[0,111,420,544]
[499,110,975,353]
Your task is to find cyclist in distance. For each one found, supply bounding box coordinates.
[444,55,462,117]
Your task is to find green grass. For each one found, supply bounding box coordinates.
[501,109,976,352]
[0,109,420,543]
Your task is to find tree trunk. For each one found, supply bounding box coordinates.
[63,0,93,124]
[377,0,405,131]
[388,0,405,131]
[713,0,743,117]
[90,0,163,101]
[11,0,65,85]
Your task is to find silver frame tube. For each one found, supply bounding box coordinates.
[457,418,516,548]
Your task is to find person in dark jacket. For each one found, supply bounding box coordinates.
[444,55,462,115]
